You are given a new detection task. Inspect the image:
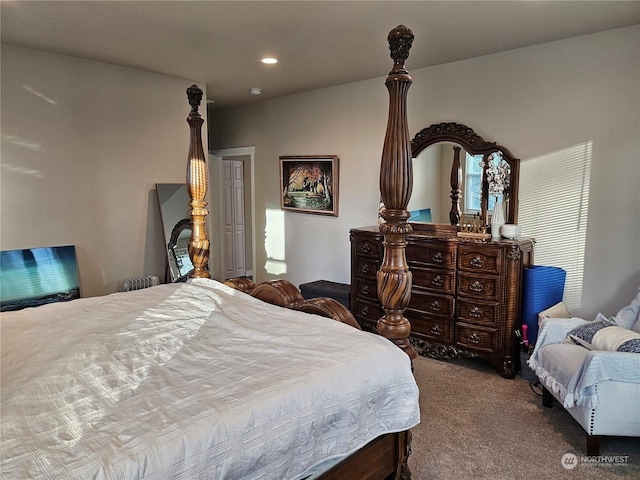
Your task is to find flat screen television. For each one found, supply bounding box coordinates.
[0,245,80,312]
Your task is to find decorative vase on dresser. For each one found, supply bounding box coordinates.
[350,226,534,378]
[490,200,505,240]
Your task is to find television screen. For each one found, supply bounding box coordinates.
[409,208,432,223]
[0,245,80,312]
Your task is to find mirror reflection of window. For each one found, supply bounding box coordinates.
[465,153,505,216]
[464,153,484,214]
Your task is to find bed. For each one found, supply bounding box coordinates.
[1,25,419,480]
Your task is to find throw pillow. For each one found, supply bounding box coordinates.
[592,326,640,353]
[611,286,640,329]
[566,319,613,344]
[565,320,640,353]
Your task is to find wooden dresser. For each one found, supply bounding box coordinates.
[350,226,534,378]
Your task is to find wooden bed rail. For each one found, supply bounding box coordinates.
[186,85,210,279]
[377,25,417,360]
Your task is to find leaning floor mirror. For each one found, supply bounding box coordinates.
[156,183,194,282]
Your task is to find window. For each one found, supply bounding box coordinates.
[518,142,592,309]
[464,153,483,214]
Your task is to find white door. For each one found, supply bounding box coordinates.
[222,159,246,279]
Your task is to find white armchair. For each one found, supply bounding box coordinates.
[528,289,640,455]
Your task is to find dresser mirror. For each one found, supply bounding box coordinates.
[409,122,520,231]
[156,183,194,282]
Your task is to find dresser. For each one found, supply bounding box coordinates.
[350,226,534,378]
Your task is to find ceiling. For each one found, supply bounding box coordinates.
[2,1,639,109]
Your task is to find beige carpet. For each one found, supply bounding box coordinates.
[408,355,640,480]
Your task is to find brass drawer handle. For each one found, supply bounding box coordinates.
[467,333,480,344]
[469,306,483,318]
[431,275,444,288]
[360,306,370,316]
[359,264,370,274]
[360,243,371,253]
[361,285,370,295]
[429,300,442,313]
[432,252,444,264]
[469,281,484,292]
[430,325,442,336]
[469,256,484,268]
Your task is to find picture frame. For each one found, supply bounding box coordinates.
[280,155,339,216]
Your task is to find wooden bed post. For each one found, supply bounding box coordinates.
[186,85,210,279]
[450,146,462,225]
[377,25,417,360]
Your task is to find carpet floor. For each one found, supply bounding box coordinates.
[408,355,640,479]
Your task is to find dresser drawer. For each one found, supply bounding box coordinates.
[353,276,378,301]
[458,244,501,273]
[353,236,382,259]
[457,272,499,300]
[353,297,382,324]
[407,239,456,269]
[457,298,498,326]
[407,291,454,320]
[409,315,454,343]
[411,266,455,294]
[354,257,380,279]
[455,322,497,353]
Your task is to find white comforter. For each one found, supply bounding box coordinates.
[1,279,419,480]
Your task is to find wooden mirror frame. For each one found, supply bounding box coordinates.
[167,218,193,281]
[410,122,520,230]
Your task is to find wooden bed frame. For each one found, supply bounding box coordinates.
[184,25,416,480]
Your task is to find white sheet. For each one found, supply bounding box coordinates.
[1,278,419,479]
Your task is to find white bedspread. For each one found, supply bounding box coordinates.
[1,279,419,480]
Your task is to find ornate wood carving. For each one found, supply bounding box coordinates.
[377,25,417,360]
[185,85,210,278]
[224,278,363,329]
[450,146,462,225]
[507,244,522,261]
[411,337,481,361]
[411,122,496,152]
[410,121,521,226]
[296,298,362,330]
[398,430,412,480]
[251,279,305,307]
[223,277,257,294]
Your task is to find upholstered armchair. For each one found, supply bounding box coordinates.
[528,288,640,455]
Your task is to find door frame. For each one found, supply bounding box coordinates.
[209,146,255,282]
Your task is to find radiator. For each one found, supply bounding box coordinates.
[120,275,160,292]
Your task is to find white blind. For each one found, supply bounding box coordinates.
[518,142,592,309]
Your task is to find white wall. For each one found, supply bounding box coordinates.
[1,45,206,297]
[210,26,639,319]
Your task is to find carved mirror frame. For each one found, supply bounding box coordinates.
[167,218,194,281]
[410,122,520,230]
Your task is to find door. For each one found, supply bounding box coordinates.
[222,159,246,279]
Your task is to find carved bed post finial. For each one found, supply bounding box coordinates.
[388,25,413,73]
[377,25,417,360]
[187,84,204,116]
[185,84,210,278]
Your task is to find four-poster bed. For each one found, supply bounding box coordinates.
[1,26,419,480]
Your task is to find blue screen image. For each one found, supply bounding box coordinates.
[1,245,80,311]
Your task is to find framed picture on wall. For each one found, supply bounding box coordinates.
[279,155,339,216]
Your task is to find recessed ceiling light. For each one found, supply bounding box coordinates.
[261,57,278,64]
[250,88,262,95]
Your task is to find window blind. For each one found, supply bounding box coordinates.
[518,142,592,309]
